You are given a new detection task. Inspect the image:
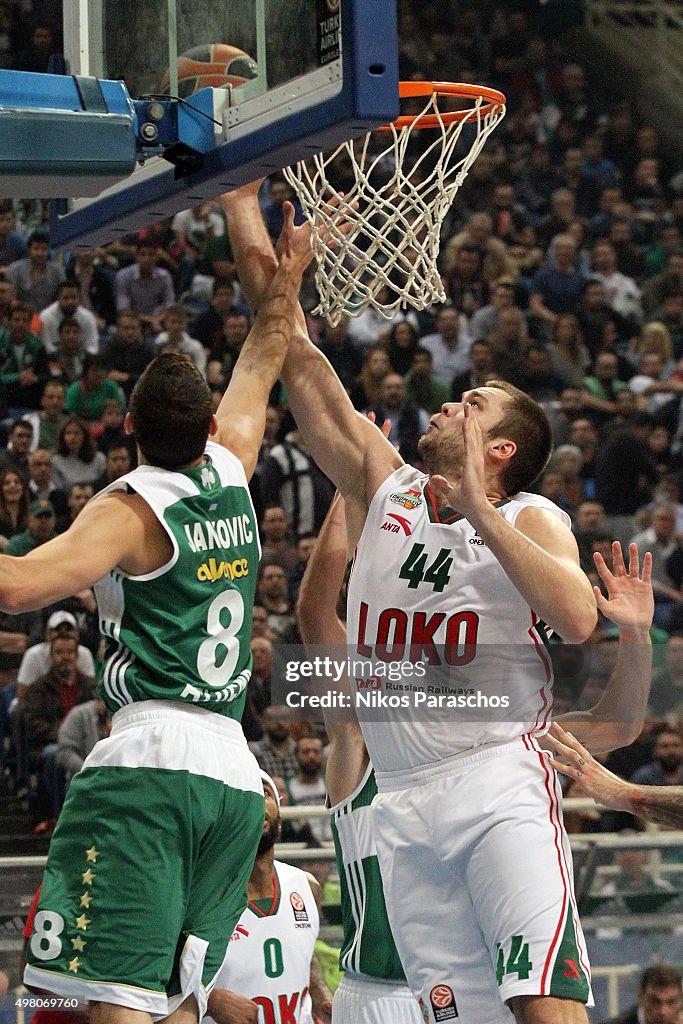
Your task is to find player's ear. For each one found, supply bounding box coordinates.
[123,412,134,436]
[208,414,219,437]
[487,438,516,465]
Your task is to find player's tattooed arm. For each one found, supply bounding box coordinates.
[546,723,683,829]
[305,874,333,1023]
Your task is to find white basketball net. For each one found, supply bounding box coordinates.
[284,91,506,326]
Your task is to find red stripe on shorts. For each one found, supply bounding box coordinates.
[537,749,569,994]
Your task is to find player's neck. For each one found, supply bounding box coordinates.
[248,853,276,899]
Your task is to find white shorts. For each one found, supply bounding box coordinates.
[333,973,422,1024]
[373,737,592,1024]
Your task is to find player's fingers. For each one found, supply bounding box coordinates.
[430,474,452,507]
[380,418,392,439]
[366,411,376,423]
[626,542,640,578]
[593,550,613,586]
[547,753,580,779]
[642,549,653,584]
[611,540,627,576]
[593,584,609,613]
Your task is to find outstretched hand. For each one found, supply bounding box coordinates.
[593,542,653,631]
[430,403,488,516]
[544,722,633,812]
[274,201,313,277]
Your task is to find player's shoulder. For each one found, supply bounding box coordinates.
[503,491,572,529]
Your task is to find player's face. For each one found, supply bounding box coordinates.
[418,388,511,473]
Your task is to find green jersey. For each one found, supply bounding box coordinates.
[93,441,260,718]
[329,764,406,982]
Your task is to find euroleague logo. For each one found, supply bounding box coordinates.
[290,891,309,925]
[430,984,458,1021]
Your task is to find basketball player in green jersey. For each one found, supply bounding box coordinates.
[6,205,314,1024]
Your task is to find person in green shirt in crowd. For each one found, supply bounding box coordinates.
[64,354,126,421]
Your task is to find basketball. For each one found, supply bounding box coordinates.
[160,43,258,99]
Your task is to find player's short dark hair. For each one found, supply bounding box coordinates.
[129,352,213,470]
[484,379,553,495]
[639,964,682,993]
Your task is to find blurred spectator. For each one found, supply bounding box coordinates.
[646,223,683,279]
[206,307,251,388]
[628,321,675,376]
[643,257,683,318]
[629,353,679,415]
[286,736,331,845]
[546,313,591,389]
[114,239,175,334]
[287,532,317,608]
[56,481,93,534]
[573,499,607,573]
[0,198,27,269]
[189,280,238,351]
[631,728,683,786]
[27,448,65,515]
[595,419,658,546]
[548,445,590,513]
[591,238,643,324]
[630,506,683,628]
[404,347,449,414]
[346,284,419,351]
[261,428,334,539]
[257,562,296,641]
[67,250,118,331]
[6,231,64,310]
[419,305,473,385]
[583,351,628,421]
[598,964,681,1024]
[40,281,99,355]
[529,233,587,333]
[470,278,521,342]
[349,345,391,410]
[24,379,67,453]
[47,316,88,384]
[386,320,420,376]
[156,305,206,377]
[21,632,95,829]
[57,695,111,783]
[260,504,297,572]
[64,354,126,421]
[101,311,156,399]
[51,416,106,490]
[249,704,298,781]
[442,243,489,312]
[443,212,516,284]
[370,372,428,465]
[17,611,95,695]
[0,467,28,549]
[0,418,33,481]
[0,301,48,409]
[14,21,57,73]
[262,178,303,243]
[451,339,497,400]
[536,188,577,251]
[317,318,363,392]
[93,444,131,493]
[172,201,224,248]
[5,496,55,553]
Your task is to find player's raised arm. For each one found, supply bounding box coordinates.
[297,491,369,801]
[556,543,653,752]
[213,201,313,479]
[0,491,148,612]
[221,185,401,511]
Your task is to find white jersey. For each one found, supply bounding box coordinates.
[346,464,571,775]
[206,860,319,1024]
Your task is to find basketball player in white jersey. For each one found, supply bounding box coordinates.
[204,773,332,1024]
[222,183,644,1024]
[299,465,653,1024]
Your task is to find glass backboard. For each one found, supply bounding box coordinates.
[53,0,398,250]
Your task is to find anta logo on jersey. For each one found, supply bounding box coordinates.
[468,529,485,546]
[381,513,412,536]
[430,984,458,1021]
[290,891,309,924]
[389,488,423,510]
[563,958,582,981]
[229,924,249,942]
[196,557,249,582]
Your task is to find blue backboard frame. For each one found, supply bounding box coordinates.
[50,0,398,251]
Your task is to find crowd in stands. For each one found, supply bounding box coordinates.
[0,2,682,973]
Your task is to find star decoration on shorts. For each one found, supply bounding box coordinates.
[71,936,86,952]
[68,957,80,973]
[75,914,90,931]
[81,869,95,885]
[85,846,100,863]
[79,892,92,909]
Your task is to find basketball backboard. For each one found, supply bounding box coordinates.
[51,0,399,250]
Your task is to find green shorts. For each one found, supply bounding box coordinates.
[24,702,264,1019]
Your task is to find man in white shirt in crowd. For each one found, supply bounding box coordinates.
[40,282,99,355]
